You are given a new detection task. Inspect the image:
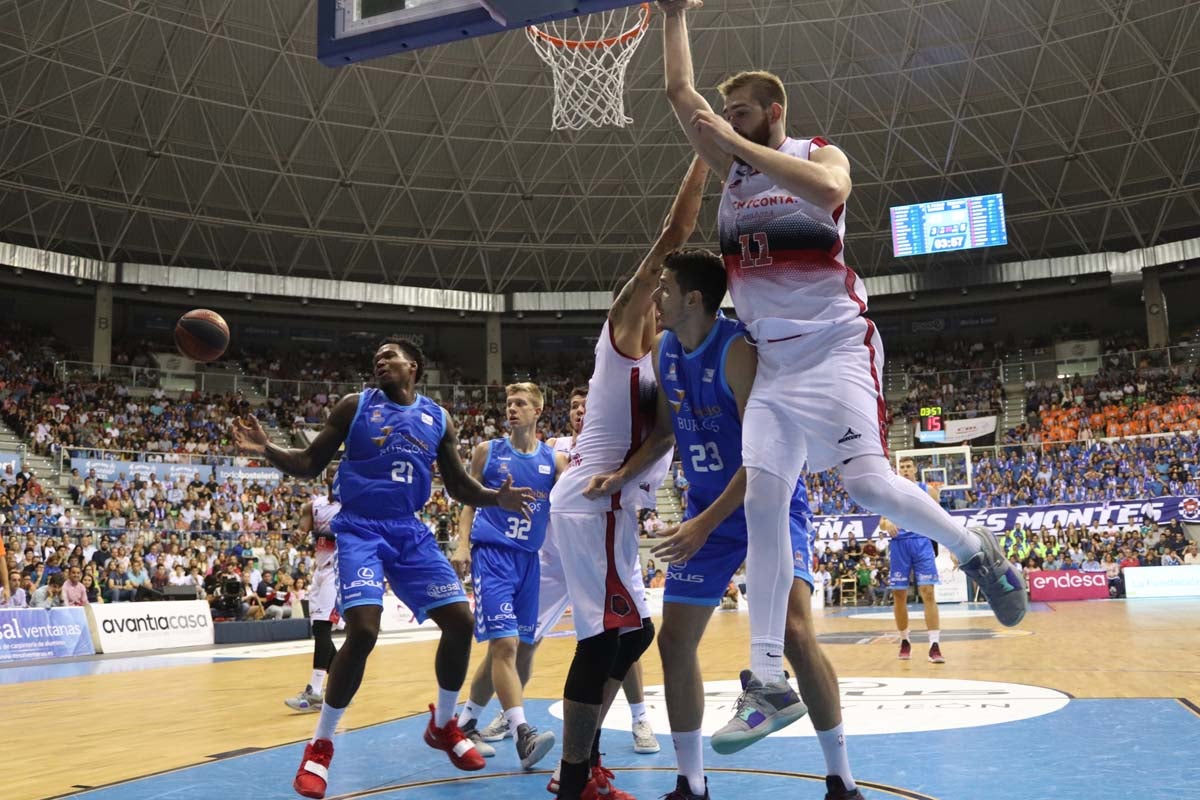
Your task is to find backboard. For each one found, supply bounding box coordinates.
[318,0,646,66]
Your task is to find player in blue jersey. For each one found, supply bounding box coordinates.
[450,382,565,769]
[231,338,535,800]
[882,456,944,664]
[585,251,863,800]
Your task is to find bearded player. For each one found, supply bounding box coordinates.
[659,0,1026,752]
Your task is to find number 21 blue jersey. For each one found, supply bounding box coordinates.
[334,387,446,519]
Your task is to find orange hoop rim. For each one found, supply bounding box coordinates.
[527,3,651,50]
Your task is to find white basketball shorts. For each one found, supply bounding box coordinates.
[548,508,648,641]
[743,315,888,480]
[534,518,649,642]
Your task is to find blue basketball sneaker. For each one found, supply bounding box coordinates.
[710,670,808,755]
[960,526,1028,627]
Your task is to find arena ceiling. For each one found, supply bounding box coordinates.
[1,0,1198,294]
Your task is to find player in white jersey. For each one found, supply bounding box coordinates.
[659,0,1027,761]
[285,480,341,713]
[546,155,709,800]
[465,387,663,767]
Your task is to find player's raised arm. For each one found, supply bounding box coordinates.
[658,0,731,174]
[452,441,491,575]
[232,395,356,480]
[609,156,709,354]
[437,415,534,515]
[583,335,676,499]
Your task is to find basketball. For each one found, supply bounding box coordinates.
[174,309,229,362]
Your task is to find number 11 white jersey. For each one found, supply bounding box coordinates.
[718,136,864,340]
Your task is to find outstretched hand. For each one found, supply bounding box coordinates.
[496,475,537,520]
[650,517,713,564]
[232,415,269,454]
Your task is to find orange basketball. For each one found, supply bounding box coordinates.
[175,309,229,362]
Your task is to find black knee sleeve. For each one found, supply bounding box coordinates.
[610,618,654,681]
[312,620,337,670]
[564,629,620,705]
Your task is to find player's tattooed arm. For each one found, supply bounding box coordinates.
[234,394,357,480]
[610,156,710,333]
[438,417,535,516]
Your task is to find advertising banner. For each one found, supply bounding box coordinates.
[1123,565,1200,599]
[215,466,284,484]
[1027,570,1109,601]
[0,453,20,472]
[814,496,1200,544]
[0,608,94,663]
[942,416,997,444]
[71,458,212,484]
[86,600,214,654]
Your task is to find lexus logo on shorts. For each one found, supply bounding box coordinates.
[610,594,631,617]
[357,566,375,580]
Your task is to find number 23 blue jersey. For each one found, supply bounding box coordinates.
[659,315,811,528]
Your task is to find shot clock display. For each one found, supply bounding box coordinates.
[918,405,947,443]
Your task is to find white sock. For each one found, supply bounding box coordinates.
[672,729,705,796]
[840,456,981,562]
[900,629,910,642]
[745,468,794,683]
[816,724,855,790]
[503,705,527,730]
[310,669,327,695]
[436,687,459,728]
[629,702,648,724]
[458,699,485,728]
[312,703,346,742]
[928,629,940,645]
[751,639,786,683]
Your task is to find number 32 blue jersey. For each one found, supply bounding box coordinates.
[471,437,555,552]
[659,315,811,527]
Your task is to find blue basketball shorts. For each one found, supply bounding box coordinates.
[888,535,940,590]
[331,510,467,621]
[664,506,814,606]
[470,542,540,644]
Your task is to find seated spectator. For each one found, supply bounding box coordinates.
[649,569,666,589]
[1183,545,1200,566]
[31,573,65,608]
[105,564,135,603]
[60,566,88,606]
[2,569,27,607]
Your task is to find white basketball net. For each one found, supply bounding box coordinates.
[526,4,650,130]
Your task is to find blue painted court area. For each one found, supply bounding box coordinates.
[63,695,1200,800]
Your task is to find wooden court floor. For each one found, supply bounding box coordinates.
[6,599,1200,800]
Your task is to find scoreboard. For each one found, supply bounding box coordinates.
[890,193,1007,258]
[918,406,946,443]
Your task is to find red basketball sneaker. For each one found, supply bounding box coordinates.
[898,639,912,660]
[582,762,637,800]
[423,704,486,771]
[293,738,334,799]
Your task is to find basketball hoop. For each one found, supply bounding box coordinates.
[526,4,651,130]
